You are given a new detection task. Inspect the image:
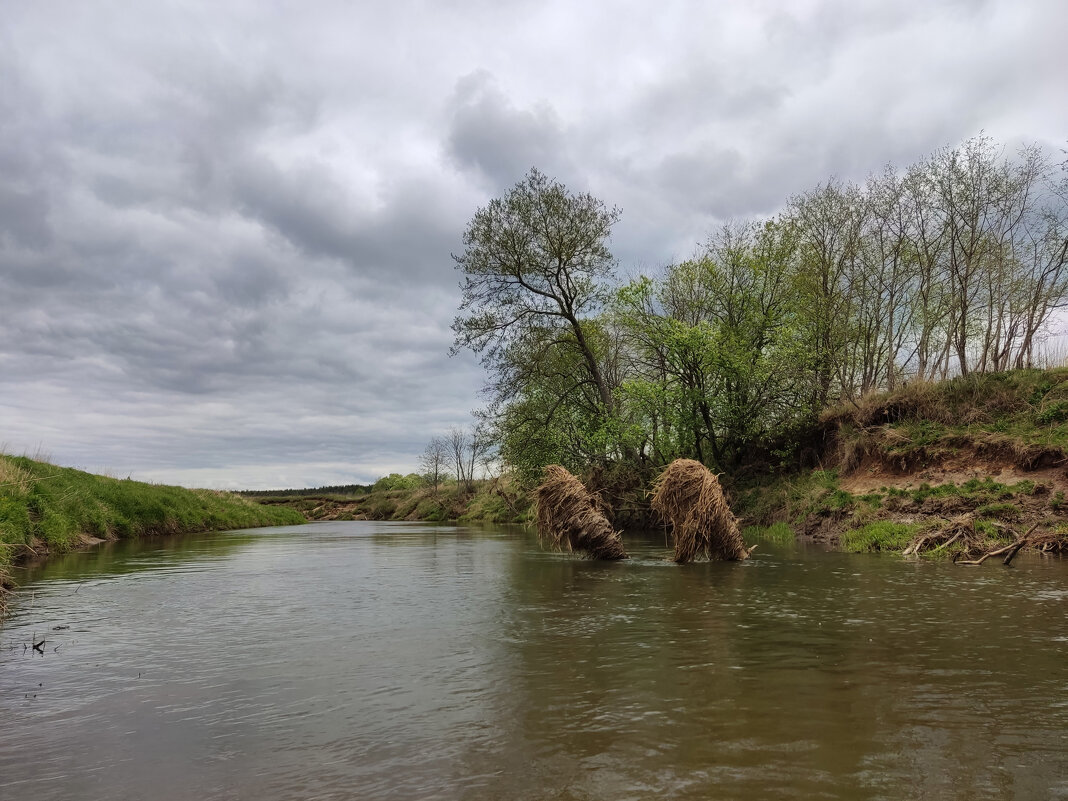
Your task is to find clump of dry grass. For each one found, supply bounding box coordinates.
[534,465,628,560]
[0,456,33,494]
[650,459,750,563]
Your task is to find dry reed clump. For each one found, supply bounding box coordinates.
[650,459,750,563]
[534,465,628,560]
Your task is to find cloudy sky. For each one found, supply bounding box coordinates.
[1,0,1065,489]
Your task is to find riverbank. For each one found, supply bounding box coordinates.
[252,475,533,526]
[736,368,1068,556]
[0,454,304,611]
[260,369,1068,561]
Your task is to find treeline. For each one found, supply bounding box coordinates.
[240,483,371,498]
[452,136,1068,481]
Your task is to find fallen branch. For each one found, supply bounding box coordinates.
[956,524,1039,566]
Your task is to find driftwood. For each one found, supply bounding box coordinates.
[650,459,750,563]
[904,514,1014,559]
[1030,530,1068,555]
[955,523,1040,566]
[534,465,628,560]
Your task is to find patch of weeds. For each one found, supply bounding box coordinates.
[812,469,839,489]
[1036,401,1068,425]
[841,521,924,552]
[828,489,855,510]
[858,493,884,508]
[1050,491,1065,511]
[366,496,398,519]
[742,522,794,544]
[849,506,877,527]
[974,502,1020,521]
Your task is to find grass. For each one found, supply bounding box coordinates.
[824,368,1068,473]
[735,459,1042,557]
[250,475,534,526]
[0,453,305,592]
[741,522,795,544]
[841,521,926,552]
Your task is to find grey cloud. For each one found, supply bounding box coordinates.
[1,0,1065,488]
[446,71,574,192]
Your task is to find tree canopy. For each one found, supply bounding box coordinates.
[452,167,621,412]
[450,139,1068,482]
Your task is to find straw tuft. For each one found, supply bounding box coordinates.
[534,465,628,560]
[650,459,750,563]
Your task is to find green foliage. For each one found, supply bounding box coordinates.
[828,489,855,510]
[842,521,924,552]
[372,473,425,492]
[454,140,1067,484]
[742,522,794,544]
[1035,401,1068,426]
[0,454,303,573]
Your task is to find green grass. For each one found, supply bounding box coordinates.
[841,521,925,553]
[742,522,794,544]
[0,454,304,579]
[974,501,1021,520]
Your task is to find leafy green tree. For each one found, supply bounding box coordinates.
[452,168,622,414]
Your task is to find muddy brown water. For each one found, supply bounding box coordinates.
[1,521,1066,800]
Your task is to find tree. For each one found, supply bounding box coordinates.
[420,436,449,492]
[446,424,491,493]
[451,168,622,414]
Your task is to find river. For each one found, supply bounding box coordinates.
[1,521,1066,800]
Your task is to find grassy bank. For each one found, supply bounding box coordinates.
[0,454,304,606]
[734,369,1068,556]
[250,368,1068,562]
[253,475,534,526]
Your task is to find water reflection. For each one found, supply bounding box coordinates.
[1,522,1066,800]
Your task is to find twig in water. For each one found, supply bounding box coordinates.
[956,524,1039,566]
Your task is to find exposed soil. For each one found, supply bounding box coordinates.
[799,452,1068,549]
[838,455,1068,496]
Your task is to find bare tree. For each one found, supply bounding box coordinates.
[420,436,450,493]
[447,424,493,493]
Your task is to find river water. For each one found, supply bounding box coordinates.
[1,521,1065,800]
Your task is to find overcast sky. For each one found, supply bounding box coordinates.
[1,0,1065,489]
